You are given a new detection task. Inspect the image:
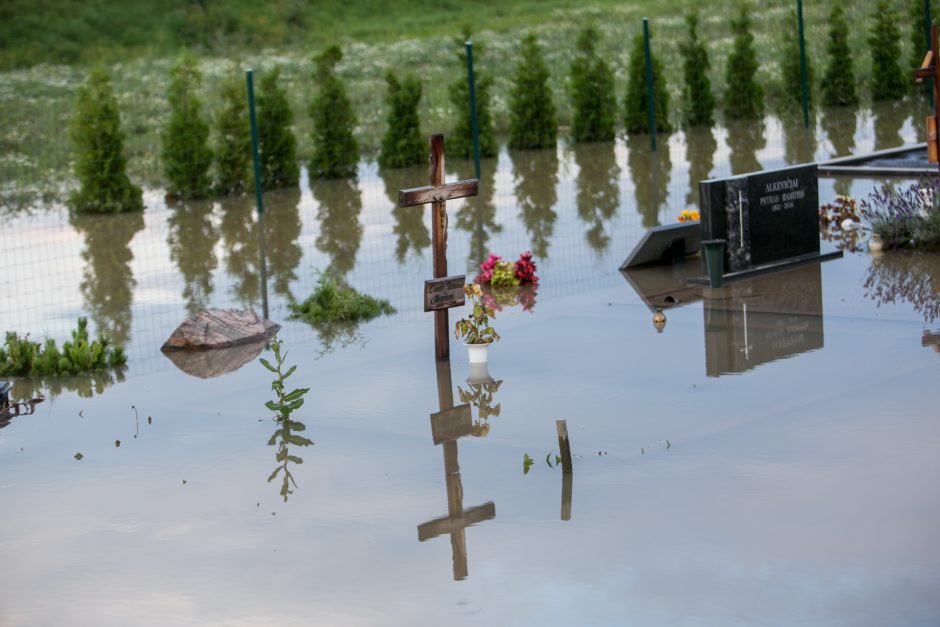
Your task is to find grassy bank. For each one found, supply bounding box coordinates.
[0,0,925,209]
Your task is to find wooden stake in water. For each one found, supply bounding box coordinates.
[556,419,573,473]
[399,134,479,361]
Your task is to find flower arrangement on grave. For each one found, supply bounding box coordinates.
[474,252,540,313]
[454,284,500,346]
[677,209,700,222]
[819,195,865,252]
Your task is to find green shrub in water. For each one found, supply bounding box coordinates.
[0,317,127,377]
[214,74,251,196]
[508,34,557,150]
[869,0,907,101]
[679,12,715,128]
[161,52,213,199]
[68,67,143,214]
[723,3,764,121]
[623,32,670,134]
[569,26,617,142]
[378,71,424,169]
[258,66,299,189]
[309,46,359,179]
[289,275,396,324]
[822,2,859,107]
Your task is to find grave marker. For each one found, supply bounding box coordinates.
[400,134,479,361]
[699,163,840,279]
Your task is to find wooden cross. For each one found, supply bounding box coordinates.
[914,23,940,169]
[399,134,479,361]
[416,358,495,581]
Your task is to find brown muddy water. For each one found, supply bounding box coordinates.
[1,105,939,626]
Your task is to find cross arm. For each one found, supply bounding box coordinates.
[399,179,479,208]
[915,50,934,82]
[416,501,495,541]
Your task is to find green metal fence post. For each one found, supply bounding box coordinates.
[465,41,482,179]
[797,0,810,128]
[642,18,657,152]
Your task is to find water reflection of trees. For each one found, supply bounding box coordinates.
[312,177,363,278]
[822,108,857,198]
[685,127,717,210]
[455,157,501,273]
[873,102,908,151]
[864,252,940,322]
[627,134,671,227]
[70,211,145,346]
[380,165,431,263]
[220,191,302,306]
[783,115,818,165]
[726,119,765,175]
[573,142,619,253]
[220,195,261,307]
[263,188,303,300]
[511,148,558,259]
[167,199,218,314]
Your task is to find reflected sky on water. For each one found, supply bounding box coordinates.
[1,104,939,626]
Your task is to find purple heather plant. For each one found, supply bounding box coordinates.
[859,177,940,250]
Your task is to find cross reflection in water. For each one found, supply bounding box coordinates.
[416,357,495,581]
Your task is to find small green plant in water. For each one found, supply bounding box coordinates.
[261,336,312,502]
[0,317,127,377]
[289,274,396,324]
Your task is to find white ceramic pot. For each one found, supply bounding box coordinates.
[465,342,491,364]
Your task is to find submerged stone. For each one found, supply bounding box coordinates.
[161,309,280,351]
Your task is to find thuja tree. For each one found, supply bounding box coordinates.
[378,72,424,169]
[215,74,251,195]
[822,2,859,107]
[569,26,617,142]
[780,9,814,111]
[624,32,670,134]
[449,37,497,159]
[258,67,299,189]
[724,4,764,120]
[680,13,715,128]
[68,67,143,213]
[508,34,557,150]
[869,0,907,100]
[161,52,213,199]
[310,46,359,178]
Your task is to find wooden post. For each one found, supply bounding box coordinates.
[399,134,479,361]
[556,419,573,472]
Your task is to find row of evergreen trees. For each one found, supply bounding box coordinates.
[69,0,928,213]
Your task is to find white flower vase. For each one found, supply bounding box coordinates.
[465,342,491,364]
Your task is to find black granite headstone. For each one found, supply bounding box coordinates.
[700,163,820,273]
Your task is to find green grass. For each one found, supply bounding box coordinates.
[0,0,926,209]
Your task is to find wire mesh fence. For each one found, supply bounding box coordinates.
[1,95,928,379]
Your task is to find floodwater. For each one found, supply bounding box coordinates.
[2,103,939,626]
